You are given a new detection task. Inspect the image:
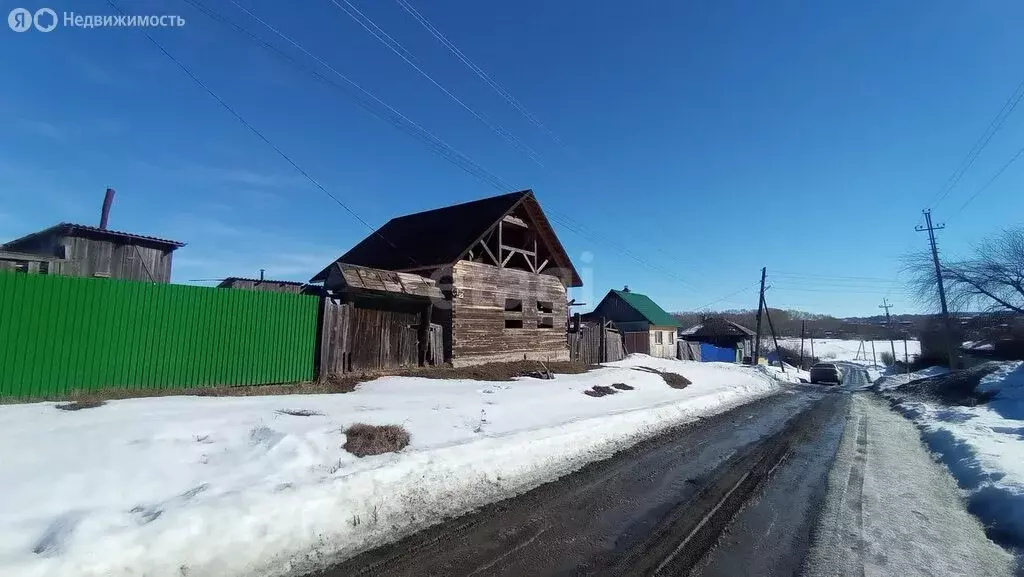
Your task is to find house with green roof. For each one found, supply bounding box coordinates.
[584,286,681,358]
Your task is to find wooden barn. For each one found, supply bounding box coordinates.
[584,287,680,358]
[2,223,184,283]
[312,190,582,367]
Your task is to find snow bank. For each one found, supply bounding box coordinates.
[756,363,809,384]
[0,356,779,577]
[874,366,950,391]
[886,361,1024,549]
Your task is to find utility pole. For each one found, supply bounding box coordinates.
[916,209,957,369]
[763,296,785,372]
[752,267,767,365]
[799,320,806,369]
[880,298,897,364]
[871,340,877,368]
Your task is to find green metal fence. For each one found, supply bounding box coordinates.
[0,272,320,399]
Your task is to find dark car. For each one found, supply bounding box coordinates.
[809,362,843,385]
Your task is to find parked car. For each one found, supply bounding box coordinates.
[809,362,843,385]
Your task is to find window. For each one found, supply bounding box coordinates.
[537,301,554,313]
[668,331,675,344]
[505,319,523,329]
[504,299,522,312]
[538,317,555,329]
[654,331,663,344]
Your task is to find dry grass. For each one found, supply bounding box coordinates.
[633,366,691,389]
[54,400,106,411]
[397,360,593,382]
[275,409,324,417]
[3,361,597,406]
[612,383,635,391]
[343,423,411,457]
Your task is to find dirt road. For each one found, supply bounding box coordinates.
[309,370,1014,577]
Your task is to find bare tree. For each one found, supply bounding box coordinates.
[906,226,1024,314]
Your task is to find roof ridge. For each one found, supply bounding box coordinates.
[386,190,530,223]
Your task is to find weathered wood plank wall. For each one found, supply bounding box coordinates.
[568,323,625,365]
[318,299,441,375]
[623,331,651,355]
[64,237,172,282]
[450,260,569,366]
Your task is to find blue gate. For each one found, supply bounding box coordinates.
[700,343,737,363]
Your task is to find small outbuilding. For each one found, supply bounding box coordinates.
[217,277,307,294]
[678,317,756,363]
[584,287,680,358]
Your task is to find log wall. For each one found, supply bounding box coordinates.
[450,260,569,366]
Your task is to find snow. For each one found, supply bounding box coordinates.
[804,394,1015,576]
[0,356,780,577]
[756,363,810,384]
[873,366,950,391]
[774,337,920,365]
[885,361,1024,550]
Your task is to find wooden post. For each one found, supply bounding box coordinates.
[871,340,877,367]
[752,267,767,365]
[497,220,503,269]
[763,298,785,372]
[799,320,806,369]
[904,339,910,374]
[599,316,607,364]
[418,301,433,366]
[810,337,815,360]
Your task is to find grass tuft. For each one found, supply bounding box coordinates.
[612,383,635,391]
[633,366,691,389]
[55,400,105,411]
[276,409,324,417]
[343,423,411,457]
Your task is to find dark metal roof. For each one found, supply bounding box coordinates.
[680,318,756,339]
[311,190,582,287]
[217,277,306,287]
[2,223,185,250]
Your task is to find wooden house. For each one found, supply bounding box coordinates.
[2,223,184,283]
[217,276,306,294]
[311,190,582,367]
[678,317,756,363]
[585,287,680,358]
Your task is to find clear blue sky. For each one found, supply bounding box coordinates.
[1,0,1022,317]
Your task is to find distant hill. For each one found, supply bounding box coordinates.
[673,309,1008,340]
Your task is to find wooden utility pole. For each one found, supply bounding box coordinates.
[763,296,785,372]
[870,340,877,368]
[799,320,806,369]
[903,339,910,374]
[916,209,957,369]
[752,267,767,365]
[880,298,897,363]
[810,336,815,360]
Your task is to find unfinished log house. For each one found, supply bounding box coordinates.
[312,190,583,367]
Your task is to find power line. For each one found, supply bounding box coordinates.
[948,143,1024,221]
[691,282,760,311]
[327,0,545,166]
[394,0,569,150]
[206,0,514,192]
[185,0,706,291]
[927,74,1024,209]
[106,0,419,268]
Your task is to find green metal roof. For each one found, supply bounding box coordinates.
[611,290,680,327]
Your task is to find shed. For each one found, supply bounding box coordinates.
[2,223,184,283]
[312,190,581,367]
[584,287,680,358]
[0,249,64,275]
[217,277,306,294]
[679,317,756,363]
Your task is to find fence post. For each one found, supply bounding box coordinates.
[418,302,433,367]
[599,317,607,364]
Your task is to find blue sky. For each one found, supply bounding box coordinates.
[1,0,1022,317]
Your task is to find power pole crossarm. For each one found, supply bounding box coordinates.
[880,298,897,363]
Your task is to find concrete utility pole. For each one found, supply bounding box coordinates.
[752,267,767,365]
[880,298,897,363]
[916,209,957,369]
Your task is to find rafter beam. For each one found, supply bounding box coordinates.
[500,245,537,257]
[502,250,515,267]
[537,258,549,272]
[478,240,499,266]
[502,214,529,228]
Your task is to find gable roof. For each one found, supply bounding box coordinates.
[217,277,306,288]
[3,223,185,251]
[609,289,680,327]
[680,317,755,338]
[311,190,582,287]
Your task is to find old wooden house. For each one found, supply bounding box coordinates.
[2,223,184,283]
[585,287,680,358]
[312,190,582,367]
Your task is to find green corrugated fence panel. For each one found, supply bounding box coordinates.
[0,272,319,399]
